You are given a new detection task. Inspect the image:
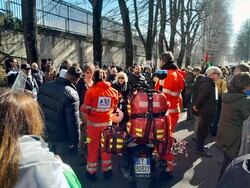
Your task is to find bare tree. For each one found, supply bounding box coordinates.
[168,0,181,52]
[177,0,203,67]
[21,0,39,64]
[118,0,133,67]
[201,0,231,65]
[234,19,250,62]
[133,0,160,61]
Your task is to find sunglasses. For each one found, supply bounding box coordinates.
[118,77,125,79]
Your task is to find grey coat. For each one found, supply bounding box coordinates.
[238,115,250,156]
[216,92,250,158]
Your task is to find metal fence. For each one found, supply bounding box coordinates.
[0,0,144,54]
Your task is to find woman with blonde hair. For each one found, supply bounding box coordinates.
[113,71,130,99]
[0,88,80,188]
[112,72,131,129]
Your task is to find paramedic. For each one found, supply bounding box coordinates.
[81,69,119,182]
[155,51,185,179]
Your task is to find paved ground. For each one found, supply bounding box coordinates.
[69,112,224,188]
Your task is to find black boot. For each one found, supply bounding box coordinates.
[103,170,112,180]
[160,171,173,181]
[86,171,97,182]
[79,154,87,166]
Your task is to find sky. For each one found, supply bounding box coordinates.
[232,0,250,34]
[65,0,250,33]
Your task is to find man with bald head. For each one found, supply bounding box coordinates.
[31,62,44,87]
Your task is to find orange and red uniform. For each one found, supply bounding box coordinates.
[155,69,185,173]
[155,69,185,132]
[81,81,119,174]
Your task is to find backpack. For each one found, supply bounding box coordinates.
[100,126,127,154]
[126,85,174,154]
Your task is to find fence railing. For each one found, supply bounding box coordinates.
[0,0,144,55]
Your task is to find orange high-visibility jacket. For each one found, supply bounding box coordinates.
[155,69,185,114]
[81,81,119,124]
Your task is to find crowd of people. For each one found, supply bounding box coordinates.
[1,53,250,187]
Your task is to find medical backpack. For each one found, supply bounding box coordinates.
[126,85,174,154]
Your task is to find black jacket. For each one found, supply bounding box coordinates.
[75,77,89,106]
[25,75,39,92]
[128,73,146,89]
[194,77,217,115]
[113,82,130,100]
[31,69,44,87]
[37,77,80,146]
[191,79,201,116]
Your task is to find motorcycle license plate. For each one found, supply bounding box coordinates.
[134,158,150,174]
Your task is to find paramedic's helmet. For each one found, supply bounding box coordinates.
[111,108,124,123]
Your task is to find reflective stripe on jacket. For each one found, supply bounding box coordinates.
[87,120,112,127]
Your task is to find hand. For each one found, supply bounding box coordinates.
[54,155,62,162]
[193,106,198,112]
[153,76,159,83]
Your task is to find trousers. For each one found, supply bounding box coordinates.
[86,125,112,174]
[196,113,214,151]
[160,112,180,172]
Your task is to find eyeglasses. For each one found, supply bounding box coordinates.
[118,77,125,79]
[213,72,220,75]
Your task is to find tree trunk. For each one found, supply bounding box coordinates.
[185,49,192,67]
[92,0,103,67]
[145,0,154,61]
[169,0,180,53]
[176,0,185,68]
[21,0,39,64]
[159,0,166,55]
[118,0,133,67]
[176,38,185,68]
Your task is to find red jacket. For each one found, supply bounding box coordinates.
[155,70,185,114]
[81,81,119,124]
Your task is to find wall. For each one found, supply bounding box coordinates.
[0,26,145,70]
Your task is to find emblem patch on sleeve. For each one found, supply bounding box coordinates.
[98,97,111,108]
